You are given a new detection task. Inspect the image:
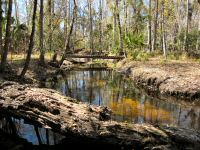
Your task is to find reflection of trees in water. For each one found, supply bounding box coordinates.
[0,117,17,135]
[0,116,63,145]
[183,109,199,129]
[63,70,112,104]
[110,98,174,124]
[46,70,200,130]
[198,112,200,130]
[34,125,42,145]
[89,70,94,104]
[108,75,200,129]
[65,78,72,97]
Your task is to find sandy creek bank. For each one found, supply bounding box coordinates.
[115,59,200,102]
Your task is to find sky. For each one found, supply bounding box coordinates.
[14,0,150,25]
[14,0,102,25]
[13,0,28,24]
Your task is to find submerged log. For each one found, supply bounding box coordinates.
[0,82,200,150]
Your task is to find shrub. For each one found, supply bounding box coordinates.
[136,51,150,61]
[167,52,179,60]
[128,49,150,61]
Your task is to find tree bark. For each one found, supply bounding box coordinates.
[64,0,68,49]
[148,0,152,52]
[39,0,45,65]
[48,0,55,62]
[0,82,200,150]
[113,2,117,48]
[20,0,38,77]
[88,0,94,54]
[184,0,191,52]
[161,0,167,58]
[152,0,158,51]
[116,0,125,56]
[197,0,200,51]
[123,0,128,38]
[0,0,3,62]
[0,0,12,72]
[60,0,77,65]
[99,0,103,53]
[197,22,200,52]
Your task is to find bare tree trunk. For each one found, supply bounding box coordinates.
[152,0,158,51]
[0,0,12,72]
[20,0,38,77]
[196,22,200,52]
[113,2,117,48]
[88,0,94,54]
[39,0,45,65]
[116,0,125,56]
[99,0,103,53]
[81,10,85,38]
[64,0,68,48]
[0,0,3,61]
[161,0,167,58]
[60,0,77,65]
[68,0,71,21]
[184,0,191,52]
[11,0,18,55]
[48,0,54,58]
[73,1,77,53]
[196,0,200,51]
[148,0,152,52]
[14,0,19,25]
[124,0,128,38]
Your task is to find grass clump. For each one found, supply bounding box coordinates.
[128,49,151,62]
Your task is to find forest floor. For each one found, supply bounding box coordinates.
[0,53,71,87]
[0,58,55,86]
[115,58,200,102]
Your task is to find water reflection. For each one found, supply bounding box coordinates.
[0,116,64,145]
[46,70,200,130]
[111,98,173,123]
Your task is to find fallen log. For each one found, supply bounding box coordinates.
[0,81,200,150]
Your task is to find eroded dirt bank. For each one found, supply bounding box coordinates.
[0,82,200,150]
[0,59,75,87]
[116,59,200,101]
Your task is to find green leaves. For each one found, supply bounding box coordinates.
[124,32,145,49]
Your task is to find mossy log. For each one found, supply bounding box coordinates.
[0,82,200,150]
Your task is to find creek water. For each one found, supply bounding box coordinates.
[0,116,65,145]
[1,70,200,147]
[46,70,200,130]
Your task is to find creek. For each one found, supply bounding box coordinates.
[46,70,200,130]
[1,69,200,148]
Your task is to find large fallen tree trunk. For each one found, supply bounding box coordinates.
[0,82,200,150]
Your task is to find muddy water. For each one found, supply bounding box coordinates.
[46,70,200,130]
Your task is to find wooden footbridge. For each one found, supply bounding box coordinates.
[65,54,124,60]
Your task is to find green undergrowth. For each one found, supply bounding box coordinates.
[128,50,150,61]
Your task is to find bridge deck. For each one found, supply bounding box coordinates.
[65,55,124,59]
